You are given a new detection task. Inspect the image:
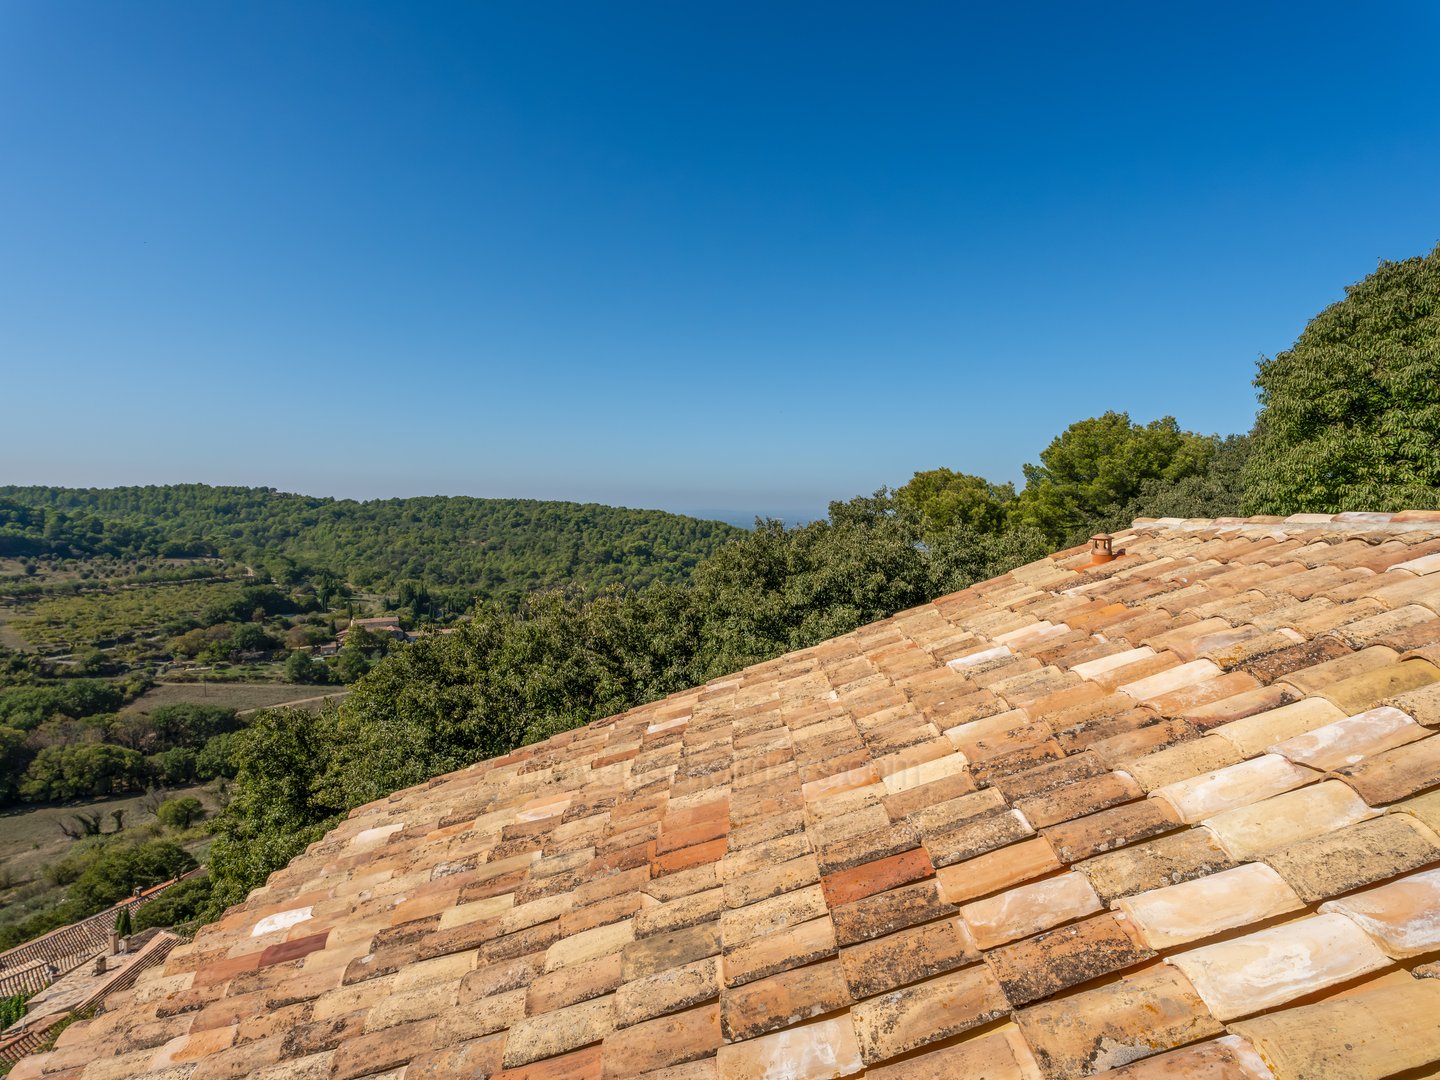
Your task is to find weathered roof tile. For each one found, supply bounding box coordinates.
[1334,733,1440,804]
[1167,913,1391,1021]
[1267,704,1427,770]
[849,965,1008,1063]
[1150,753,1318,823]
[985,912,1156,1006]
[1229,975,1440,1080]
[1201,778,1379,859]
[863,1024,1042,1080]
[1318,867,1440,959]
[1099,1034,1273,1079]
[717,960,845,1042]
[1121,735,1244,791]
[1041,797,1182,863]
[1116,862,1303,950]
[960,871,1103,949]
[715,1014,861,1080]
[1015,963,1222,1078]
[1264,811,1440,902]
[1209,697,1348,757]
[1075,827,1236,903]
[837,915,977,997]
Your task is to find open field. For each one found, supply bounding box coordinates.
[0,609,28,651]
[0,783,219,936]
[128,681,345,713]
[4,579,243,653]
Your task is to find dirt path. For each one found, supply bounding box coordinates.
[235,689,350,717]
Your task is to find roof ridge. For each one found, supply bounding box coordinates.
[1130,510,1440,535]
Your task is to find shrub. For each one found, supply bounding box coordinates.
[0,992,30,1029]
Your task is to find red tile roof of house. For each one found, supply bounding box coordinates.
[15,512,1440,1079]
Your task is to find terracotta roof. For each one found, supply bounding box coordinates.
[15,511,1440,1080]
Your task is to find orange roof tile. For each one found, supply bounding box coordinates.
[15,512,1440,1080]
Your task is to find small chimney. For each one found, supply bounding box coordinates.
[1090,533,1118,565]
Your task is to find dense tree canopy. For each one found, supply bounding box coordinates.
[0,486,742,605]
[0,836,201,949]
[1013,412,1216,542]
[18,743,149,801]
[0,681,126,731]
[894,470,1015,533]
[1243,245,1440,514]
[65,839,197,911]
[206,709,344,911]
[131,876,212,932]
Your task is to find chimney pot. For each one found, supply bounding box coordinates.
[1090,533,1118,565]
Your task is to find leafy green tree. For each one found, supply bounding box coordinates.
[156,796,204,828]
[312,571,340,611]
[1012,412,1215,541]
[209,623,282,661]
[206,709,344,912]
[0,993,29,1029]
[331,625,397,684]
[1126,433,1252,523]
[0,681,125,730]
[333,643,371,684]
[170,624,232,659]
[682,493,937,676]
[0,725,32,801]
[67,839,196,910]
[115,906,132,937]
[895,469,1015,533]
[1243,245,1440,514]
[111,704,239,754]
[926,523,1054,594]
[199,586,291,626]
[148,746,199,785]
[195,730,242,780]
[148,704,240,748]
[284,649,331,684]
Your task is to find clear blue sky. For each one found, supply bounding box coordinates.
[3,3,1438,524]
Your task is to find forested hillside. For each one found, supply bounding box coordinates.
[0,486,741,603]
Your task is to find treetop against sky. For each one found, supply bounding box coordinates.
[2,2,1438,518]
